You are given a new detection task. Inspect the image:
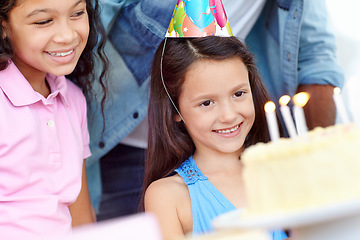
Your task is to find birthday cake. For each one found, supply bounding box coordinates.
[241,124,360,216]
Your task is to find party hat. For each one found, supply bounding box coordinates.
[166,0,233,37]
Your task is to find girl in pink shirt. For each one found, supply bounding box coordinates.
[0,0,107,239]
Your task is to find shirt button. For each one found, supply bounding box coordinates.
[99,141,105,148]
[133,112,139,119]
[47,120,55,127]
[293,9,298,19]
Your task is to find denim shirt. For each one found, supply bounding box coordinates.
[87,0,344,166]
[246,0,344,101]
[87,0,176,166]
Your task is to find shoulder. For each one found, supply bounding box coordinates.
[145,174,192,237]
[144,174,191,214]
[145,174,188,204]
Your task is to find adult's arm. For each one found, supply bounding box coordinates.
[105,0,176,85]
[297,0,344,129]
[99,0,127,31]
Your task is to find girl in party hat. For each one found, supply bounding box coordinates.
[142,1,287,239]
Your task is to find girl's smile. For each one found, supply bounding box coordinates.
[46,47,77,64]
[47,49,74,57]
[213,123,241,136]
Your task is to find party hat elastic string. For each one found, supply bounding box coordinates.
[160,37,187,124]
[160,0,233,123]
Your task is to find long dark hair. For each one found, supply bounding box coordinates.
[143,36,272,196]
[0,0,108,110]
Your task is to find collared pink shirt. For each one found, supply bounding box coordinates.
[0,62,91,240]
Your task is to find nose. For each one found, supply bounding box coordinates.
[53,21,76,44]
[218,101,237,123]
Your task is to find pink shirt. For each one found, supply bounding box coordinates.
[0,62,91,239]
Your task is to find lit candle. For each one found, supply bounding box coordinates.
[264,101,280,142]
[279,95,297,139]
[345,77,360,125]
[293,92,309,136]
[333,87,350,125]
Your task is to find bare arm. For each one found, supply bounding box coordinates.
[69,160,96,227]
[297,84,336,130]
[144,179,185,240]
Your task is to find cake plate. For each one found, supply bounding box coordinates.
[212,199,360,240]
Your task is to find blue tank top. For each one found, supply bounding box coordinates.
[175,156,287,239]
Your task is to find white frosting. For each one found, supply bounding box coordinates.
[242,124,360,216]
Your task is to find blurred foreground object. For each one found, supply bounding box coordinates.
[58,213,162,240]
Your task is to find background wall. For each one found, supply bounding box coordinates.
[327,0,360,122]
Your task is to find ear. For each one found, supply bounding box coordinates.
[174,114,182,122]
[1,20,8,39]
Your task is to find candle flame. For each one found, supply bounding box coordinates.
[279,95,291,106]
[264,101,276,113]
[334,87,341,95]
[293,92,309,107]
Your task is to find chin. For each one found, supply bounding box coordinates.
[218,145,244,154]
[49,65,77,77]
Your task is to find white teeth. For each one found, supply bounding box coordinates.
[215,124,239,134]
[48,49,73,57]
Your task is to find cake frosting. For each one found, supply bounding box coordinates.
[242,124,360,216]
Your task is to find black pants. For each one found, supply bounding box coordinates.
[96,143,145,221]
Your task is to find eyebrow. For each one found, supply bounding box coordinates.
[191,82,250,102]
[26,0,85,18]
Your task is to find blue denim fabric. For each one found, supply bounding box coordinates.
[96,144,145,220]
[87,0,176,167]
[109,0,178,86]
[246,0,344,102]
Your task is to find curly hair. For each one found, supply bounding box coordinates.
[0,0,15,70]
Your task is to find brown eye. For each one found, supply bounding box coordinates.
[234,91,244,98]
[72,10,85,18]
[35,19,52,25]
[200,100,213,107]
